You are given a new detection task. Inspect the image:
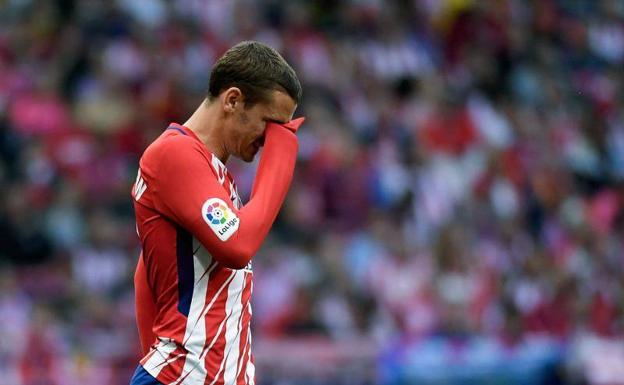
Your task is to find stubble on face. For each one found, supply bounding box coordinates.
[238,111,250,125]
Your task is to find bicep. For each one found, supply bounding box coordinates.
[154,141,251,267]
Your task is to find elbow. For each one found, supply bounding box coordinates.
[217,246,254,270]
[223,256,251,270]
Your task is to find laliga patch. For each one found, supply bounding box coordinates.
[202,198,239,241]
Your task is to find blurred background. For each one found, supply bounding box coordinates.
[1,0,624,384]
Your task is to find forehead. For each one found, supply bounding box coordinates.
[257,90,297,122]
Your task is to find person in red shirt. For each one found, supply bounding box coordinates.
[130,41,304,385]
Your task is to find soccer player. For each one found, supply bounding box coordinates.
[129,41,303,385]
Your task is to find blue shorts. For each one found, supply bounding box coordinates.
[130,365,162,385]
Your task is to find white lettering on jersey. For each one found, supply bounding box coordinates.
[228,180,242,209]
[211,155,227,185]
[202,198,239,241]
[134,169,148,201]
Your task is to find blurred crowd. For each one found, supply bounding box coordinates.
[1,0,624,384]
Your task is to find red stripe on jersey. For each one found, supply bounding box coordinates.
[172,266,235,384]
[155,347,187,383]
[236,275,254,384]
[140,347,157,366]
[217,271,249,385]
[204,270,247,385]
[200,268,237,383]
[156,345,187,374]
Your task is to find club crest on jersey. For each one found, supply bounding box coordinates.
[202,198,239,241]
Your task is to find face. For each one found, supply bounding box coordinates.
[223,89,297,162]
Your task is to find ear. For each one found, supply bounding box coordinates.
[221,87,243,113]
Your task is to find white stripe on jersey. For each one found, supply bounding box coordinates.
[235,315,250,379]
[236,325,251,384]
[222,271,247,384]
[246,348,255,385]
[236,301,253,382]
[143,338,178,378]
[208,270,246,385]
[177,270,237,384]
[244,283,255,385]
[211,154,227,185]
[173,245,215,384]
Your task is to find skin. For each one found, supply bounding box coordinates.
[183,87,297,163]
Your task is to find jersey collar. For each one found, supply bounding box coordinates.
[166,123,203,143]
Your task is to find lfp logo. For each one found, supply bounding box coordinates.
[205,201,228,225]
[202,198,240,241]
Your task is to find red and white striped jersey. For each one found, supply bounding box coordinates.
[132,121,299,385]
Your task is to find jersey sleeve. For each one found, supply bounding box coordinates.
[134,253,157,355]
[153,122,299,269]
